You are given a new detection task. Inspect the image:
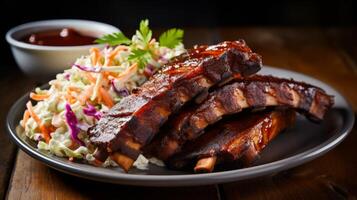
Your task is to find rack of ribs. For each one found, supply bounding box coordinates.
[146,75,334,161]
[167,109,296,172]
[88,40,262,171]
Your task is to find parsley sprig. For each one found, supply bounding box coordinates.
[96,19,184,69]
[137,19,152,45]
[128,49,152,69]
[95,32,131,46]
[159,28,184,48]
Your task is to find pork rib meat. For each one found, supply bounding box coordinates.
[88,40,262,171]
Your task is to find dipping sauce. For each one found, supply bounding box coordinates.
[20,28,97,46]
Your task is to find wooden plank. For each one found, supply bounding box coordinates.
[0,69,35,200]
[326,27,357,74]
[7,151,219,200]
[219,27,357,199]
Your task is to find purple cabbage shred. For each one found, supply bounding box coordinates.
[72,64,101,73]
[65,103,85,146]
[111,80,129,97]
[83,103,102,120]
[64,73,70,81]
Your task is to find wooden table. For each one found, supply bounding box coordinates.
[1,27,357,200]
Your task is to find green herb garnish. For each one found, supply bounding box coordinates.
[159,28,184,48]
[95,32,131,46]
[128,49,152,69]
[95,19,184,69]
[137,19,152,44]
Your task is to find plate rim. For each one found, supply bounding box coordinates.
[6,66,355,186]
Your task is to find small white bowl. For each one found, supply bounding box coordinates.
[6,19,120,77]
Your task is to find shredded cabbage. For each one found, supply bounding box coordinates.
[19,27,185,167]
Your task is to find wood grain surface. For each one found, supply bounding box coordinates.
[1,27,356,200]
[0,70,35,200]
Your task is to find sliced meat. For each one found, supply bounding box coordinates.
[147,75,334,160]
[88,40,262,171]
[167,109,296,172]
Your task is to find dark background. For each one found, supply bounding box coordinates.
[1,0,357,68]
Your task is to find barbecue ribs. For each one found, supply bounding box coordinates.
[88,40,262,171]
[147,75,334,160]
[167,109,296,172]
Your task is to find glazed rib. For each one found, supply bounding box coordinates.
[147,75,334,160]
[167,109,296,172]
[88,40,262,171]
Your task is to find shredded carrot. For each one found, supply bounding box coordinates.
[78,85,93,105]
[101,71,110,80]
[104,46,128,66]
[84,73,96,84]
[26,101,50,143]
[67,86,82,93]
[26,102,41,126]
[65,89,77,104]
[39,125,51,143]
[107,71,121,78]
[90,47,101,66]
[65,93,76,104]
[21,110,30,128]
[102,71,119,81]
[104,58,113,66]
[116,63,138,81]
[47,125,56,133]
[84,85,94,99]
[99,87,114,108]
[111,45,129,56]
[30,92,50,101]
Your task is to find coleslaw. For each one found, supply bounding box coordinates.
[18,20,185,167]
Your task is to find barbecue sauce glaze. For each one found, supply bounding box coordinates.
[20,28,97,46]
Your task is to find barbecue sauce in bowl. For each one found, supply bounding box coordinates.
[20,28,97,46]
